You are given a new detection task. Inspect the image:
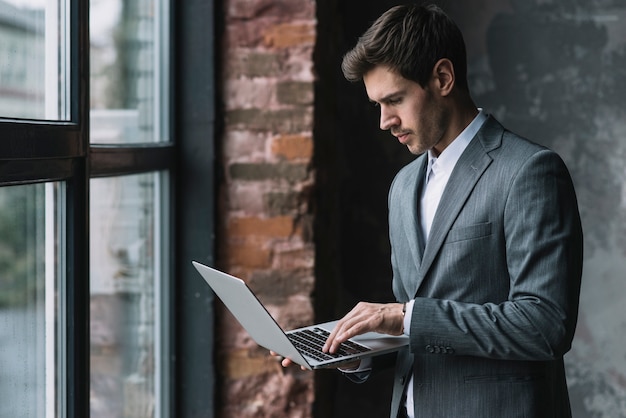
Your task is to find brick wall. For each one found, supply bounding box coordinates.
[217,0,317,416]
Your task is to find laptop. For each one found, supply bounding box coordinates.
[192,261,408,370]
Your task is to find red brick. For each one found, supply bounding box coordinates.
[263,22,315,48]
[227,0,315,20]
[271,134,313,160]
[227,216,294,238]
[218,348,282,379]
[224,240,272,268]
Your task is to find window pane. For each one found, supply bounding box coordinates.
[90,0,170,144]
[90,172,169,418]
[0,0,69,120]
[0,183,64,418]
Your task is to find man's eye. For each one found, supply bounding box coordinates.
[388,98,401,105]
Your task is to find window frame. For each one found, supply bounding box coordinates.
[172,0,216,416]
[0,0,216,416]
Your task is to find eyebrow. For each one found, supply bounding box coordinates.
[370,90,404,105]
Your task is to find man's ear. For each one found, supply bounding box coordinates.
[432,58,455,96]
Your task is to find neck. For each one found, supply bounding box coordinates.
[432,94,478,156]
[454,91,479,129]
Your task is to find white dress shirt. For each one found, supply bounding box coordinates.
[402,109,487,418]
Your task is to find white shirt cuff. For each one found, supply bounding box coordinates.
[403,299,415,336]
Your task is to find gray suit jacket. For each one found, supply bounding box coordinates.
[386,116,583,417]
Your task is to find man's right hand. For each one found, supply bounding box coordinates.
[323,301,405,354]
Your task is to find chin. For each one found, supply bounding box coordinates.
[407,145,425,155]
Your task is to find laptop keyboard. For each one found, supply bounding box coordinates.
[287,327,370,362]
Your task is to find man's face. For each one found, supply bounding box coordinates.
[363,65,448,156]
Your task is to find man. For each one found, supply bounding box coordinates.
[281,4,583,417]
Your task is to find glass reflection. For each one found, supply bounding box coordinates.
[0,183,62,418]
[0,0,68,120]
[90,0,169,144]
[90,173,164,418]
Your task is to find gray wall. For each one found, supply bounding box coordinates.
[314,1,626,417]
[454,2,626,416]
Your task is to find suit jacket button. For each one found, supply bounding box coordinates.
[426,345,434,353]
[445,347,454,355]
[434,346,441,354]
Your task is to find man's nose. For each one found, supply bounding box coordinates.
[379,107,398,131]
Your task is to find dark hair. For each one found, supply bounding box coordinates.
[341,4,468,90]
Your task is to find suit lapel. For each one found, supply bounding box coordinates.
[417,116,503,289]
[399,155,427,298]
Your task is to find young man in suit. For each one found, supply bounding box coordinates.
[282,4,583,417]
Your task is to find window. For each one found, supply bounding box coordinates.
[89,0,171,415]
[0,0,215,417]
[0,0,69,120]
[0,183,65,418]
[90,0,169,144]
[89,173,169,417]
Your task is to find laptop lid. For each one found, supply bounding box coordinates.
[192,261,408,370]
